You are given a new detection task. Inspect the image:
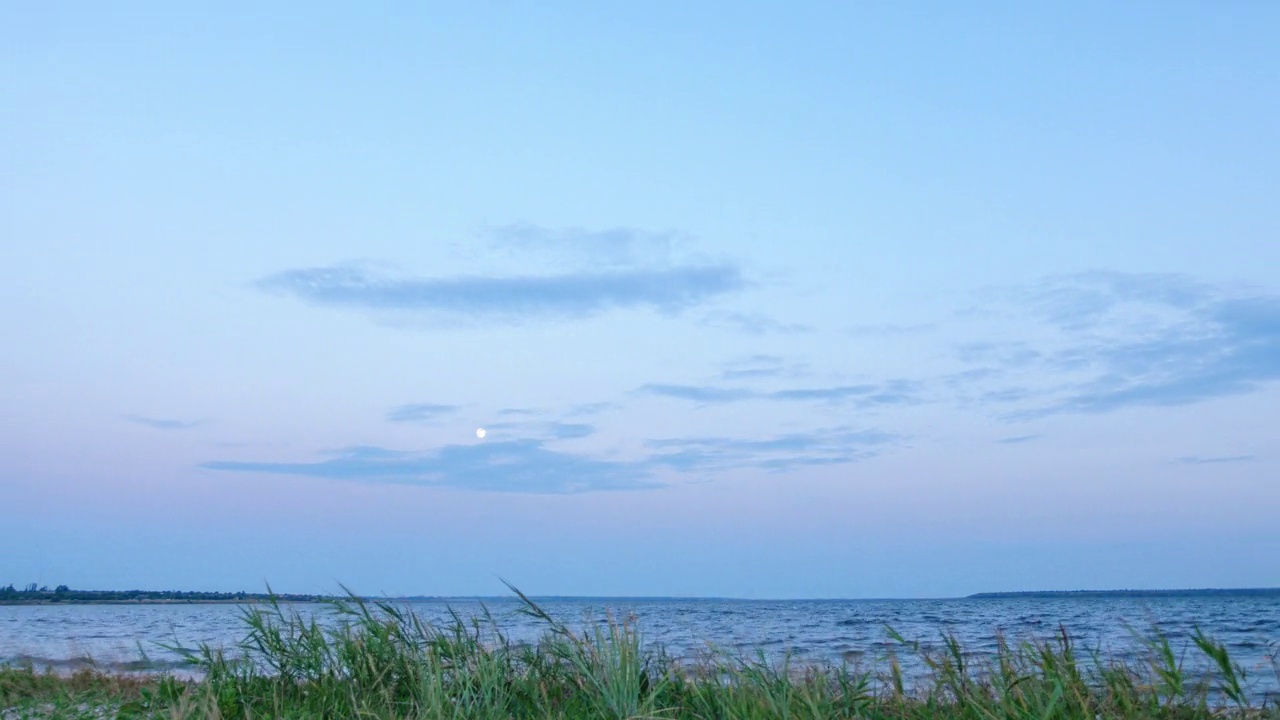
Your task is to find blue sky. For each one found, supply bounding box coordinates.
[2,2,1277,598]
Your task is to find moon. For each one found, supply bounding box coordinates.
[475,427,486,439]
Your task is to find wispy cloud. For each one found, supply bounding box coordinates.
[1038,303,1277,415]
[203,442,656,494]
[498,407,541,417]
[955,342,1042,367]
[960,273,1280,418]
[1175,454,1254,465]
[124,415,204,430]
[772,381,919,405]
[485,223,680,268]
[619,271,1279,424]
[717,355,808,381]
[202,422,896,492]
[637,384,758,404]
[567,401,620,417]
[700,311,813,335]
[997,434,1041,444]
[638,380,920,407]
[981,388,1033,404]
[476,420,597,442]
[646,427,897,473]
[547,422,595,440]
[1010,271,1210,330]
[256,263,744,322]
[386,403,459,423]
[847,322,936,337]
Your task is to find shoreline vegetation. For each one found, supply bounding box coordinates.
[3,584,1278,605]
[3,587,1278,719]
[967,588,1280,599]
[0,585,325,606]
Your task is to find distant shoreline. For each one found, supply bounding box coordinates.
[967,588,1280,599]
[0,598,330,606]
[0,588,330,606]
[3,586,1279,605]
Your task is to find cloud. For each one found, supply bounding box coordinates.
[767,385,881,401]
[202,441,657,494]
[255,263,744,322]
[567,401,620,417]
[955,342,1042,367]
[387,405,592,438]
[497,407,541,416]
[1004,270,1211,330]
[1175,454,1254,465]
[1037,299,1279,415]
[638,380,920,407]
[475,419,597,442]
[637,384,758,404]
[943,368,1003,386]
[981,388,1033,404]
[717,355,808,381]
[485,224,679,268]
[962,273,1280,418]
[996,434,1041,444]
[202,424,896,492]
[847,322,936,337]
[201,391,904,494]
[646,427,896,473]
[386,403,459,423]
[700,311,813,335]
[770,381,919,405]
[124,415,204,430]
[718,368,783,380]
[547,422,595,439]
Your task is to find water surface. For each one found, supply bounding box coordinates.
[3,595,1276,699]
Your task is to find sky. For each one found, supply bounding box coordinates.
[2,2,1278,599]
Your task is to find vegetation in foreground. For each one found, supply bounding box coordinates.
[3,586,1277,719]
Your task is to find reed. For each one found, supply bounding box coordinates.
[2,587,1276,719]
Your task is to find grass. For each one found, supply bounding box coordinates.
[3,587,1277,719]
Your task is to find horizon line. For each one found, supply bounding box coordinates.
[7,585,1278,603]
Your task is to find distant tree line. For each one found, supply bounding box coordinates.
[968,588,1280,599]
[0,584,325,604]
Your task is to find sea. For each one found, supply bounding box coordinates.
[3,595,1277,701]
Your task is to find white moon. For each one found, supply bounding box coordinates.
[475,427,486,439]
